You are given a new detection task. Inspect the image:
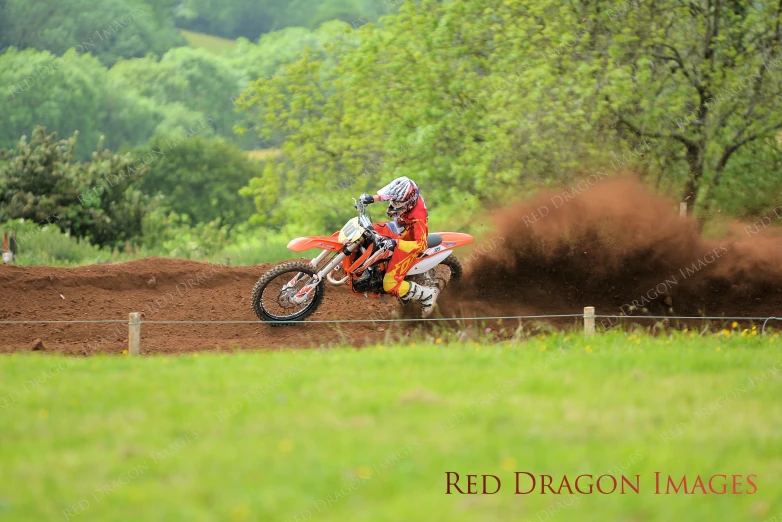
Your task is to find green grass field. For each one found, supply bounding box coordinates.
[1,331,781,522]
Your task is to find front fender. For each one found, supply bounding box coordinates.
[287,236,344,252]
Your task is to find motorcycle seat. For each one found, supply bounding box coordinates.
[426,234,442,248]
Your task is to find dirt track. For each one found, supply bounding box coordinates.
[3,178,782,354]
[0,258,399,354]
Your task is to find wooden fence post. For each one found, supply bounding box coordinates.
[679,202,687,216]
[584,306,595,337]
[129,312,141,356]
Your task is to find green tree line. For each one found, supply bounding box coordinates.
[238,0,782,228]
[2,0,782,266]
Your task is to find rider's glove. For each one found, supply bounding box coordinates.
[379,237,396,251]
[359,193,375,205]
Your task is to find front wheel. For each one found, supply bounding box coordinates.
[251,261,325,326]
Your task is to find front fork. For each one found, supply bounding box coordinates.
[285,244,358,304]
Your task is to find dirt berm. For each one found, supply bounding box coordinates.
[0,258,398,354]
[2,178,781,354]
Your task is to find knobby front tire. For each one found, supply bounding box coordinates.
[250,261,325,327]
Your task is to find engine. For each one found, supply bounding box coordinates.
[352,265,384,293]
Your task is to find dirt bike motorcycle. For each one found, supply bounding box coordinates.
[250,199,474,325]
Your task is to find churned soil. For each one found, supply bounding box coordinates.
[3,178,782,355]
[444,177,782,328]
[0,258,398,355]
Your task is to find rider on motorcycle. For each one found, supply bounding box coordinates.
[360,176,440,317]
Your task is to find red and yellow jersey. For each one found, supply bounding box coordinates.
[395,196,428,254]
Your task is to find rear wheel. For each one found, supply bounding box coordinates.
[251,261,325,326]
[439,254,463,286]
[407,254,463,290]
[402,254,463,317]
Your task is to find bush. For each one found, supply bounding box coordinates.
[0,219,110,266]
[137,136,259,226]
[0,127,150,249]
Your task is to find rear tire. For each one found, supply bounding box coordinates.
[440,254,463,285]
[251,261,325,326]
[402,254,463,318]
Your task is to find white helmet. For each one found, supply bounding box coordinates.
[377,176,419,218]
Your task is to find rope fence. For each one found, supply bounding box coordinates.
[1,308,779,355]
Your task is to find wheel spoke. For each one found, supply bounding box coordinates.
[261,272,318,319]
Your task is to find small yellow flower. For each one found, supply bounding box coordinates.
[665,340,670,345]
[683,328,688,333]
[378,345,383,350]
[435,338,442,344]
[356,466,372,478]
[500,457,517,471]
[564,336,571,341]
[411,342,416,347]
[732,321,738,329]
[278,439,293,453]
[722,329,731,336]
[585,345,593,353]
[688,333,695,338]
[122,349,128,355]
[716,346,721,351]
[539,345,547,351]
[38,409,49,420]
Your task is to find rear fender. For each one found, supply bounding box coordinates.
[419,232,474,257]
[436,232,474,248]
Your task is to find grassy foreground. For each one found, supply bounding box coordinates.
[1,332,781,522]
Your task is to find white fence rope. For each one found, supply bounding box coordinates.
[3,310,779,356]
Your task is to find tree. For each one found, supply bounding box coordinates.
[0,0,9,52]
[236,3,607,232]
[109,48,239,141]
[594,0,782,214]
[238,0,782,229]
[0,127,149,248]
[174,0,383,40]
[0,47,161,159]
[137,136,259,225]
[0,0,184,66]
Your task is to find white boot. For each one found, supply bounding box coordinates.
[401,282,440,318]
